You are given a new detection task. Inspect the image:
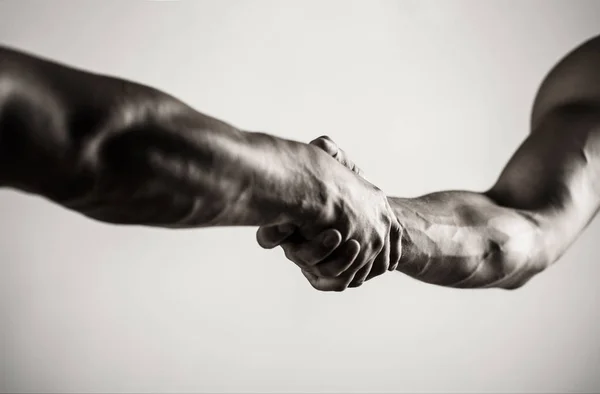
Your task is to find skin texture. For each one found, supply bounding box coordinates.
[0,45,402,272]
[257,34,600,291]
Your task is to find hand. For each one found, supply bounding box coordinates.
[257,136,402,291]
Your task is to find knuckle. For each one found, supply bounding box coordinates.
[374,188,387,201]
[371,237,384,251]
[311,137,327,149]
[311,136,337,155]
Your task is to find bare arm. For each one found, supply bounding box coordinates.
[0,46,367,229]
[259,35,600,291]
[391,35,600,289]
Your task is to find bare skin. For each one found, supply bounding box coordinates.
[0,45,402,271]
[258,35,600,291]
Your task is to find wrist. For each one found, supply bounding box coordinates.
[244,131,338,227]
[388,197,425,267]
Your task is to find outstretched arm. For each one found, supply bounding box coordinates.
[0,45,328,227]
[259,34,600,291]
[391,34,600,289]
[0,45,401,273]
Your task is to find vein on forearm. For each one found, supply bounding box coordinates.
[388,192,544,289]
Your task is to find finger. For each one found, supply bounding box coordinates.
[310,136,364,177]
[256,223,296,249]
[388,221,403,272]
[364,234,391,282]
[339,233,385,285]
[309,135,338,156]
[313,239,361,277]
[302,269,353,292]
[327,244,374,288]
[282,229,343,266]
[348,259,375,288]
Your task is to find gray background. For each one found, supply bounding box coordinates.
[1,0,599,392]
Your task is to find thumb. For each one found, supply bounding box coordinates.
[310,135,364,177]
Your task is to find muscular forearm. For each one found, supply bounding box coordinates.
[0,46,338,228]
[69,124,338,228]
[389,191,550,289]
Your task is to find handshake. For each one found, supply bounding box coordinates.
[255,136,403,292]
[0,43,582,294]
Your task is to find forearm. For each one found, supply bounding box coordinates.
[69,123,335,228]
[388,191,549,289]
[0,46,336,228]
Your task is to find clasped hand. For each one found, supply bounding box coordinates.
[257,136,402,292]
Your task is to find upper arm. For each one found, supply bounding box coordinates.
[531,35,600,128]
[0,46,190,201]
[486,35,600,264]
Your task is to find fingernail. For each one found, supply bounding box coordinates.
[323,233,338,247]
[277,224,294,234]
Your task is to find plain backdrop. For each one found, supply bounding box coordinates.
[1,1,599,393]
